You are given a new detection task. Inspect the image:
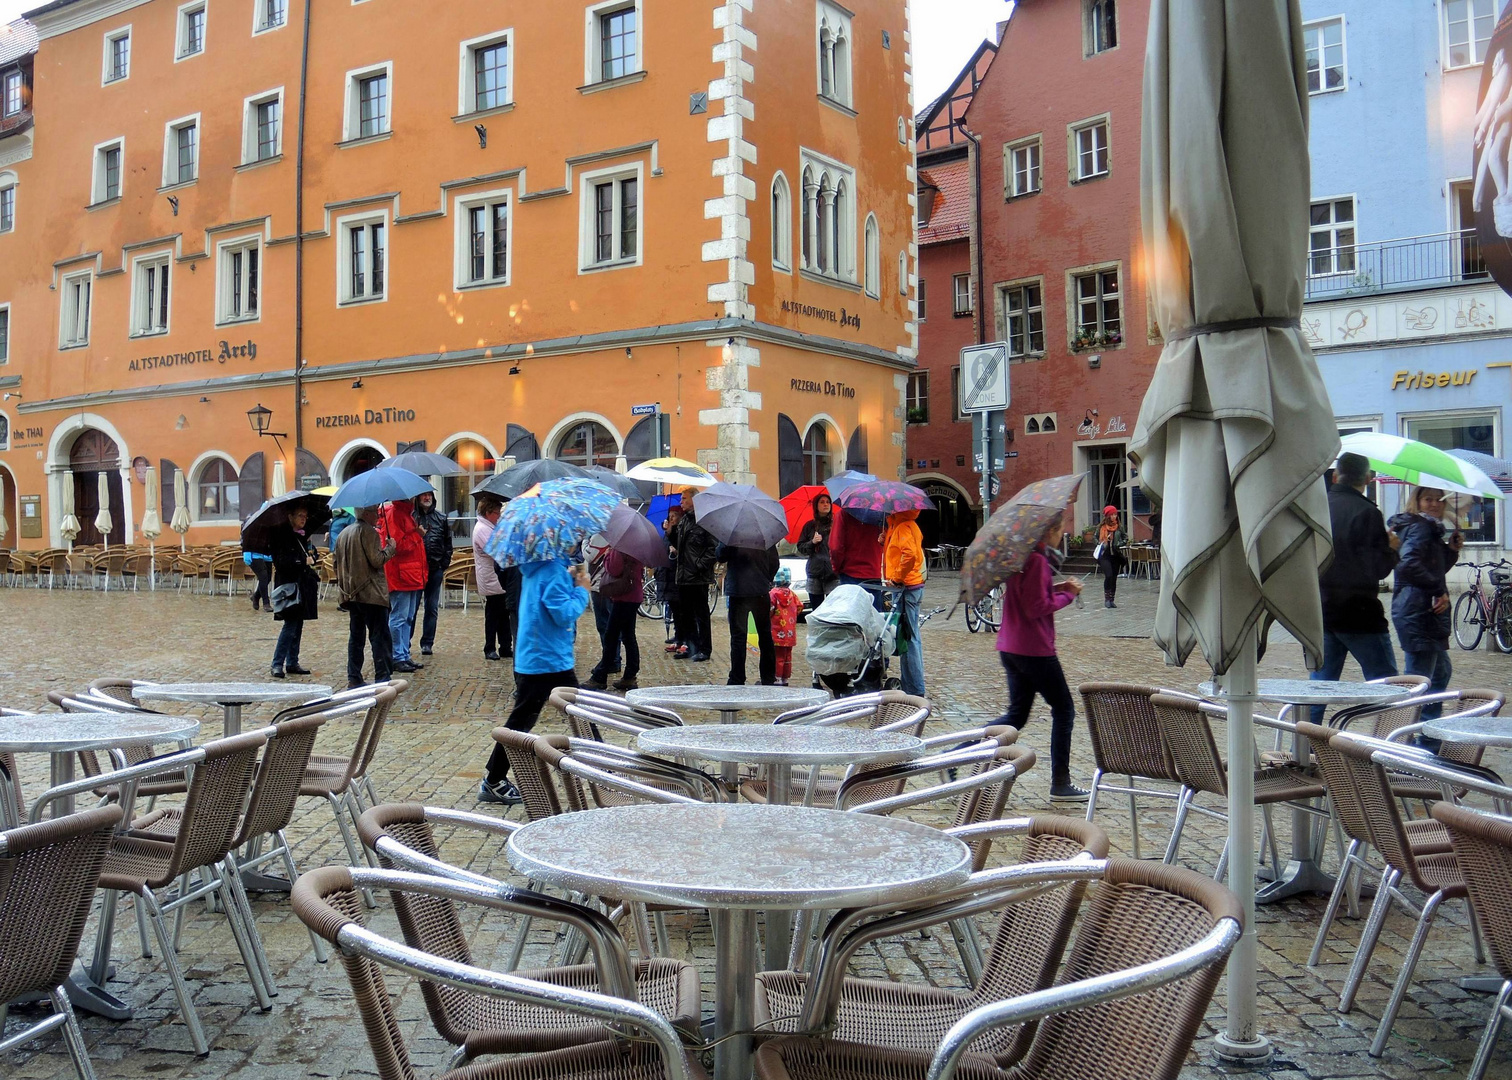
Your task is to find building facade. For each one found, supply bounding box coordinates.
[0,0,917,550]
[1302,0,1511,557]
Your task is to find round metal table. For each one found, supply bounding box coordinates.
[508,802,970,1080]
[1422,715,1512,745]
[624,684,829,725]
[1200,678,1412,903]
[132,681,332,735]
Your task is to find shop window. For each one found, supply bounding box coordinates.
[587,1,639,84]
[1445,0,1495,69]
[218,237,260,324]
[456,192,511,288]
[344,63,392,141]
[816,1,852,107]
[863,214,880,297]
[800,151,856,282]
[255,0,286,33]
[196,458,239,521]
[461,30,512,114]
[802,424,832,485]
[1308,197,1355,276]
[580,164,641,270]
[60,271,91,348]
[176,2,206,60]
[243,90,283,163]
[555,421,619,469]
[339,215,388,304]
[1084,0,1116,55]
[93,140,123,204]
[131,253,171,337]
[771,172,792,270]
[1003,281,1044,357]
[164,116,199,186]
[952,273,973,316]
[1070,117,1109,181]
[1404,414,1499,544]
[0,178,13,234]
[1005,136,1041,198]
[1304,17,1345,94]
[103,27,131,84]
[906,372,929,425]
[1072,266,1121,345]
[445,438,496,544]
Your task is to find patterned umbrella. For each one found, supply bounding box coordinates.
[692,482,788,548]
[835,479,932,517]
[956,473,1084,609]
[483,477,618,566]
[624,457,716,488]
[822,470,876,499]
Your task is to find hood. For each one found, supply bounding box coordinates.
[887,510,920,525]
[1388,511,1441,536]
[520,558,568,580]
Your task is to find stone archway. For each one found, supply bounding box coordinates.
[70,429,126,546]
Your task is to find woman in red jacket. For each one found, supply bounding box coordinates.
[380,499,428,673]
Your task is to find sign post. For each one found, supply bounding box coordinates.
[631,403,673,459]
[959,342,1011,518]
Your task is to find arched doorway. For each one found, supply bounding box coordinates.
[341,445,385,483]
[0,465,16,550]
[915,479,977,547]
[802,423,833,486]
[444,437,497,545]
[553,420,619,469]
[70,429,125,546]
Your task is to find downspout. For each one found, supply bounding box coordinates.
[293,0,312,457]
[956,119,986,345]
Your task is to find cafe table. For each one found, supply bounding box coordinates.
[1200,677,1412,903]
[624,685,830,725]
[1422,714,1512,748]
[132,680,332,735]
[508,802,970,1080]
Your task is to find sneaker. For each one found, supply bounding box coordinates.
[477,779,522,805]
[484,650,501,661]
[580,676,609,691]
[1050,782,1092,803]
[285,663,312,675]
[673,647,691,659]
[665,643,681,653]
[611,677,639,691]
[421,646,433,656]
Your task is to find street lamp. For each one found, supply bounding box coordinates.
[247,402,288,452]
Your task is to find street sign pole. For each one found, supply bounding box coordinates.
[980,415,993,518]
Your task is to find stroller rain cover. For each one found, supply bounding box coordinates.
[804,584,895,675]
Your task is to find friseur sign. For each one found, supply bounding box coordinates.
[129,339,258,373]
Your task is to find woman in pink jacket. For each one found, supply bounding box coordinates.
[995,511,1086,801]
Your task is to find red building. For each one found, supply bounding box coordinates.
[961,0,1158,540]
[906,40,996,547]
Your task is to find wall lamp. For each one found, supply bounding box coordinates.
[351,378,363,389]
[625,347,633,359]
[199,396,210,403]
[474,124,487,149]
[167,195,179,216]
[1,392,19,401]
[247,402,288,453]
[508,365,522,376]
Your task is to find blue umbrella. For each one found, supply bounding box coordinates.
[328,466,433,510]
[643,493,680,537]
[823,470,877,499]
[483,477,619,566]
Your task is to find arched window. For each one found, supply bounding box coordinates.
[197,458,239,520]
[1041,415,1057,432]
[801,167,816,269]
[866,219,882,296]
[341,445,385,482]
[1025,417,1040,434]
[802,424,832,486]
[555,421,619,469]
[831,27,849,103]
[831,180,846,276]
[818,23,833,97]
[444,438,497,545]
[771,173,792,269]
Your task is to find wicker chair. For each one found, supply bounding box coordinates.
[293,866,706,1080]
[0,805,123,1080]
[755,816,1110,1065]
[355,802,702,1067]
[753,859,1242,1080]
[1429,802,1512,1080]
[1078,682,1185,860]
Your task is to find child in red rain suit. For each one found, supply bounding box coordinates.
[769,567,802,686]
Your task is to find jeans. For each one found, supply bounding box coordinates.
[997,651,1076,783]
[483,593,511,655]
[346,603,393,686]
[1309,629,1399,722]
[1403,648,1453,722]
[592,592,622,668]
[249,560,271,607]
[728,594,775,685]
[419,563,445,650]
[592,601,640,681]
[680,582,713,657]
[484,669,580,783]
[388,589,421,662]
[272,618,304,671]
[897,584,925,698]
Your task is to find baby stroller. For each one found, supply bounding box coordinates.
[804,582,901,696]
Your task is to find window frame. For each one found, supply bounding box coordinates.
[216,234,262,326]
[101,26,131,85]
[458,28,513,116]
[1303,16,1346,95]
[253,0,287,35]
[453,188,513,291]
[578,161,644,272]
[771,171,793,271]
[950,366,966,422]
[1083,0,1117,56]
[863,213,880,298]
[1308,194,1357,278]
[91,138,125,205]
[0,174,15,234]
[336,210,390,305]
[1000,278,1046,359]
[584,0,642,87]
[917,277,927,321]
[241,88,285,164]
[1068,115,1111,183]
[1068,262,1123,346]
[129,250,173,338]
[162,114,200,188]
[906,370,929,425]
[175,0,207,62]
[342,61,394,143]
[1004,135,1042,199]
[816,0,854,109]
[1401,408,1501,545]
[192,453,241,524]
[59,268,93,349]
[952,273,973,317]
[1,71,23,117]
[1444,0,1496,71]
[0,303,10,365]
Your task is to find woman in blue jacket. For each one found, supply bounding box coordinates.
[1387,486,1462,721]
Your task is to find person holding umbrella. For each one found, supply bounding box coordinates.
[379,499,427,673]
[830,506,883,597]
[718,542,780,685]
[413,490,452,657]
[659,504,685,649]
[582,546,644,691]
[796,491,839,608]
[335,505,397,688]
[472,495,510,661]
[268,505,319,678]
[1389,486,1463,725]
[883,508,927,698]
[669,487,717,662]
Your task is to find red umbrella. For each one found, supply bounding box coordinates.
[779,485,831,544]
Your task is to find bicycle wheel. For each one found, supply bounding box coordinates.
[1495,592,1512,653]
[1452,591,1484,650]
[708,581,720,613]
[964,601,982,633]
[981,585,1004,633]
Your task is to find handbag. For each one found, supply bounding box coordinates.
[1092,542,1104,561]
[270,581,301,615]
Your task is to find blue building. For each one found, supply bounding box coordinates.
[1302,0,1510,556]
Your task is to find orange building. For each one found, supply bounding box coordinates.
[0,0,917,550]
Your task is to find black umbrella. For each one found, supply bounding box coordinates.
[241,490,333,554]
[377,450,465,477]
[583,465,642,499]
[473,459,589,499]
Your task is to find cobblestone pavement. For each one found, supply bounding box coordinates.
[1,575,1509,1079]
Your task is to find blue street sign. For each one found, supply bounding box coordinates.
[630,403,659,416]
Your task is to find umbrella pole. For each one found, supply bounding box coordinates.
[1214,627,1271,1062]
[150,541,156,591]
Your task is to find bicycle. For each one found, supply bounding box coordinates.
[964,582,1004,634]
[1452,559,1512,652]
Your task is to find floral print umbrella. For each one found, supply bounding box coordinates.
[957,473,1085,608]
[835,479,932,518]
[484,476,619,566]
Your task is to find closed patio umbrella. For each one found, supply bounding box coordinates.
[170,469,191,550]
[271,460,288,497]
[59,471,80,547]
[1131,0,1338,1058]
[95,472,113,550]
[141,466,163,589]
[0,499,8,547]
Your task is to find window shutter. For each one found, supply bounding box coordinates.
[238,451,265,521]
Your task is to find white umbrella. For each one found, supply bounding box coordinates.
[59,471,81,547]
[1132,0,1337,1058]
[0,497,8,547]
[497,455,514,475]
[142,466,163,590]
[170,469,191,550]
[271,460,288,497]
[95,472,113,550]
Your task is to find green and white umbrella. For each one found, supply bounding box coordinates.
[1339,432,1504,500]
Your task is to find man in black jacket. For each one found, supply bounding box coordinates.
[719,543,780,685]
[1310,452,1400,719]
[669,488,717,661]
[413,491,453,657]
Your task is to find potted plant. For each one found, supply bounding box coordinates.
[906,407,928,424]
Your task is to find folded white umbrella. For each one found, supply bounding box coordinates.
[59,471,81,545]
[271,460,288,497]
[95,472,113,547]
[170,468,191,549]
[141,466,163,589]
[0,501,8,546]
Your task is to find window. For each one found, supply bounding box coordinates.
[2,72,21,117]
[898,251,907,295]
[1085,0,1116,55]
[341,218,387,303]
[906,372,929,424]
[243,91,282,162]
[771,172,792,269]
[1452,180,1489,280]
[132,254,171,336]
[1073,267,1121,343]
[555,421,619,468]
[917,278,927,320]
[1005,137,1041,198]
[255,0,286,32]
[1404,413,1499,544]
[589,3,638,83]
[0,181,13,233]
[176,3,206,59]
[799,151,856,282]
[455,191,511,288]
[863,215,880,297]
[218,237,260,323]
[103,28,130,83]
[580,165,641,269]
[1025,413,1058,434]
[817,1,853,107]
[344,64,392,141]
[950,367,965,421]
[0,306,9,363]
[93,140,123,203]
[1004,282,1044,357]
[952,273,973,316]
[1308,197,1356,276]
[461,32,512,114]
[60,271,91,348]
[1304,18,1345,93]
[802,424,832,485]
[1445,0,1495,69]
[1071,119,1109,181]
[196,458,239,521]
[164,117,198,186]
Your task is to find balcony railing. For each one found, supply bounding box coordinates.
[1304,230,1489,301]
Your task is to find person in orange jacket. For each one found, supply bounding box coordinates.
[379,498,428,672]
[884,508,926,697]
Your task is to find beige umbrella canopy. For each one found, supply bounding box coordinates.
[59,472,81,544]
[170,468,191,548]
[1132,0,1338,1059]
[141,466,163,540]
[0,497,8,547]
[271,460,288,497]
[94,472,113,545]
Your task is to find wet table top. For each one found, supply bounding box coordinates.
[1422,715,1512,746]
[0,712,201,754]
[132,682,333,706]
[507,802,971,910]
[624,685,829,715]
[1199,678,1413,708]
[637,724,924,766]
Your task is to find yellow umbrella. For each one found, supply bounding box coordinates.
[59,471,81,546]
[271,460,288,497]
[170,469,191,549]
[95,472,113,549]
[141,466,163,589]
